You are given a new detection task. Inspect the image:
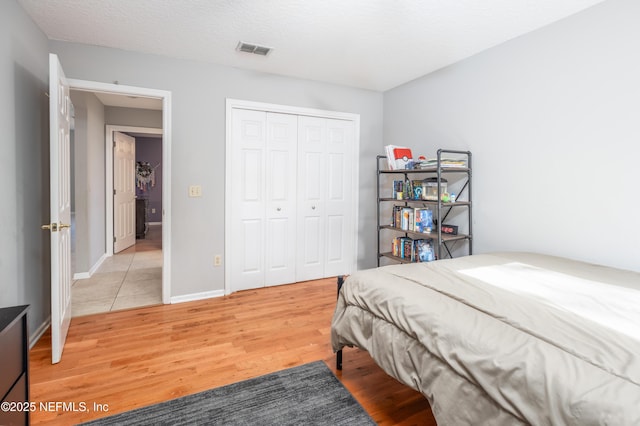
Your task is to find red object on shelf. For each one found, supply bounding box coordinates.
[392,147,413,169]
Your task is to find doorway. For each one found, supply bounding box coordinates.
[72,123,164,316]
[68,79,172,307]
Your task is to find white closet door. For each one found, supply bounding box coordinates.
[229,103,357,291]
[297,116,355,281]
[323,119,354,277]
[230,109,298,291]
[265,113,298,286]
[230,109,267,291]
[296,116,326,281]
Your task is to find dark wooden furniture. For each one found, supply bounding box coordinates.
[0,305,29,426]
[136,198,148,239]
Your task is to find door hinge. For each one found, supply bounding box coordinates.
[114,189,116,195]
[113,236,116,243]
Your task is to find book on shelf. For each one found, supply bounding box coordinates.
[415,239,436,262]
[392,180,404,199]
[403,238,414,261]
[414,208,433,233]
[391,206,433,234]
[401,208,414,231]
[391,237,435,262]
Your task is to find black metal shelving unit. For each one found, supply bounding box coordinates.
[376,149,472,266]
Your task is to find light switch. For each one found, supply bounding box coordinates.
[189,185,202,197]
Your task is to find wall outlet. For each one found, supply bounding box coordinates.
[151,208,156,214]
[189,185,202,197]
[214,255,222,266]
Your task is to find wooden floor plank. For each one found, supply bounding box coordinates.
[29,278,436,425]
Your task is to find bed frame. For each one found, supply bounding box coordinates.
[336,275,344,370]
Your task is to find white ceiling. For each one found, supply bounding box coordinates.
[19,0,606,92]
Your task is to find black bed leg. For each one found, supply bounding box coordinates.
[336,275,344,370]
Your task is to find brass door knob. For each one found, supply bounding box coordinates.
[41,223,70,232]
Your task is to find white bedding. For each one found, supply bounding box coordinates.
[331,252,640,425]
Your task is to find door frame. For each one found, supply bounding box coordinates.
[69,79,172,304]
[224,98,360,295]
[108,126,161,254]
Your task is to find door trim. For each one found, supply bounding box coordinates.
[107,126,161,254]
[68,79,172,304]
[224,98,360,295]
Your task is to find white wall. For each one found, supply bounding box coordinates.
[0,0,50,334]
[384,0,640,272]
[50,41,384,299]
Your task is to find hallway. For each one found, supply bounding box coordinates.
[72,224,163,317]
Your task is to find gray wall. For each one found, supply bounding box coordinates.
[0,1,51,335]
[70,91,106,274]
[384,0,640,272]
[50,40,384,299]
[105,106,163,129]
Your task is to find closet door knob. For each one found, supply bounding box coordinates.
[311,206,316,210]
[276,207,281,211]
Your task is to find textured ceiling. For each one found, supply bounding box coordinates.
[19,0,606,91]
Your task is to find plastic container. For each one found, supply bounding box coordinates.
[422,178,447,201]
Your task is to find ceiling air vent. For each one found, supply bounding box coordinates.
[236,41,273,56]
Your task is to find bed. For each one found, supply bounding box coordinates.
[331,252,640,425]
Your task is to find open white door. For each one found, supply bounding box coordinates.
[44,54,72,364]
[113,131,136,253]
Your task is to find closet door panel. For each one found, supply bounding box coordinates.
[296,116,326,281]
[324,119,355,277]
[240,218,263,273]
[265,113,297,286]
[326,214,344,263]
[231,109,267,291]
[301,216,322,265]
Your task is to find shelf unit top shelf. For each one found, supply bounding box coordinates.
[379,198,471,206]
[379,166,470,174]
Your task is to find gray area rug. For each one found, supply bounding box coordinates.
[82,361,375,425]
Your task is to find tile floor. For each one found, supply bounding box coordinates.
[72,224,163,317]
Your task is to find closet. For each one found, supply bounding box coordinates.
[227,102,357,292]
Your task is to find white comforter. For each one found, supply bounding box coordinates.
[331,252,640,425]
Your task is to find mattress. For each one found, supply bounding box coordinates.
[331,252,640,425]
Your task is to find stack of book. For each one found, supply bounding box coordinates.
[392,206,433,233]
[391,237,436,262]
[415,158,467,169]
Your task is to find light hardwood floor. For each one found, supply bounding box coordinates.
[30,278,436,425]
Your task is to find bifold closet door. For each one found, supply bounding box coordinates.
[230,109,297,292]
[265,113,298,286]
[296,116,354,282]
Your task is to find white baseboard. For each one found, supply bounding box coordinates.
[149,222,162,226]
[73,253,107,280]
[30,316,51,349]
[170,289,225,304]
